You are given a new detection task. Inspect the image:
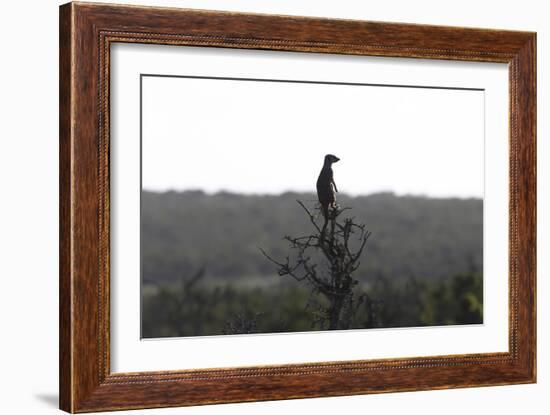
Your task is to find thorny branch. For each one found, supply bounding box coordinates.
[261,200,372,330]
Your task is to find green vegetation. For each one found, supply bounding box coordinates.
[141,190,483,338]
[142,273,483,337]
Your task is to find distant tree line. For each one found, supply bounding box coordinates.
[142,190,482,285]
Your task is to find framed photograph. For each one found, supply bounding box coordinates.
[59,2,536,412]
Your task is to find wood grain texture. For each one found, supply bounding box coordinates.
[59,2,537,412]
[59,3,73,411]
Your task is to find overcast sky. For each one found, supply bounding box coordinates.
[142,76,484,198]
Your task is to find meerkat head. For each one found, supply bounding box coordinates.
[324,154,340,165]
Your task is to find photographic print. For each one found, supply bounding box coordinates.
[140,72,484,338]
[60,5,536,410]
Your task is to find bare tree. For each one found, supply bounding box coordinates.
[261,200,372,330]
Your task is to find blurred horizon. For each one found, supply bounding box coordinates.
[141,187,484,200]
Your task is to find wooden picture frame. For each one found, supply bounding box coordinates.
[59,2,536,412]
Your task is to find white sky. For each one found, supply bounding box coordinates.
[142,76,484,198]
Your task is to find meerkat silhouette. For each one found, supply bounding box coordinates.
[316,154,340,221]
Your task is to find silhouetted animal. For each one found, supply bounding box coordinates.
[316,154,340,220]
